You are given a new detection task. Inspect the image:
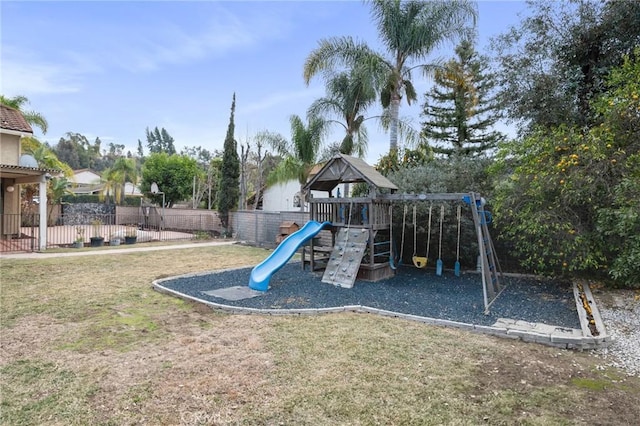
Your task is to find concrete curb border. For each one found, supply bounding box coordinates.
[153,270,611,351]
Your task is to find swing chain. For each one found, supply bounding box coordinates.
[412,205,417,257]
[400,204,407,260]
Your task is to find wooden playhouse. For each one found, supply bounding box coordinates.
[303,154,398,287]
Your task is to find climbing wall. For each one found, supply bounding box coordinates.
[322,228,368,288]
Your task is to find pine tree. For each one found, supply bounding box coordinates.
[137,139,144,157]
[420,41,504,157]
[160,128,176,154]
[217,93,240,234]
[146,126,176,154]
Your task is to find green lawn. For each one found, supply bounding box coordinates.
[1,244,639,425]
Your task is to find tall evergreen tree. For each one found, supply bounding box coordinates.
[420,40,504,157]
[137,139,144,157]
[145,126,176,154]
[217,93,240,234]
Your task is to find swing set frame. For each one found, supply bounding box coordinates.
[385,192,504,313]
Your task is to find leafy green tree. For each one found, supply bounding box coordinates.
[0,95,48,134]
[373,146,431,177]
[256,114,327,211]
[421,40,504,157]
[52,133,102,170]
[51,137,81,169]
[217,94,240,232]
[591,51,640,287]
[492,0,640,132]
[491,51,640,287]
[140,153,199,207]
[378,155,493,266]
[181,146,214,164]
[309,68,377,158]
[182,146,219,209]
[26,143,72,176]
[304,0,477,154]
[206,157,222,210]
[145,126,176,155]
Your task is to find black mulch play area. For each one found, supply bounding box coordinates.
[158,262,580,329]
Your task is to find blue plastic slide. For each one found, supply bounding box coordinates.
[248,221,331,291]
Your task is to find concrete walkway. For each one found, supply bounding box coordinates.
[0,240,237,260]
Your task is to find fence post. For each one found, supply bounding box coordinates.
[254,213,258,245]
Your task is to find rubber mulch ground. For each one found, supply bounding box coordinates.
[158,262,580,329]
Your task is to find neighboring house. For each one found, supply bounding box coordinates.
[69,169,142,197]
[0,104,56,250]
[70,169,102,194]
[72,168,101,185]
[261,163,340,212]
[262,180,303,211]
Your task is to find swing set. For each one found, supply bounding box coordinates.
[403,203,462,277]
[387,193,503,313]
[303,154,503,313]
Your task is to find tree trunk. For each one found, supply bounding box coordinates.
[389,97,401,153]
[253,142,264,211]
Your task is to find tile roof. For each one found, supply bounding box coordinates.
[0,105,33,133]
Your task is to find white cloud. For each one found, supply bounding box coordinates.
[1,49,83,95]
[2,3,293,92]
[107,6,290,73]
[240,87,323,115]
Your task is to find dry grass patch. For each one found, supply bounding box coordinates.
[245,314,640,425]
[2,244,640,425]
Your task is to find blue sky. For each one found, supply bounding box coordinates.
[2,0,528,165]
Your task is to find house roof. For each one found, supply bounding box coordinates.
[0,105,34,134]
[304,154,398,193]
[73,168,100,175]
[0,163,59,180]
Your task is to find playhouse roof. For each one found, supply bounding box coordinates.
[304,154,398,193]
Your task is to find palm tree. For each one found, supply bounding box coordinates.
[27,143,72,175]
[256,115,327,211]
[304,0,477,154]
[21,143,71,214]
[0,95,49,134]
[100,158,137,204]
[308,68,377,159]
[47,177,73,224]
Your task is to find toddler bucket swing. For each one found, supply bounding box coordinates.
[412,204,431,268]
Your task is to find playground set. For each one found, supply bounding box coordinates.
[248,154,503,313]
